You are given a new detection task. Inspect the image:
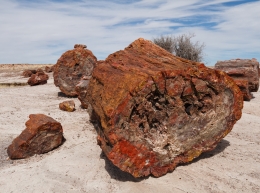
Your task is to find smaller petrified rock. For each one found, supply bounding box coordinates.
[59,100,76,112]
[51,64,56,72]
[37,68,44,73]
[234,79,253,101]
[7,114,64,159]
[45,66,53,73]
[22,69,37,77]
[28,71,49,86]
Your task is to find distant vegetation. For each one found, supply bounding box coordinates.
[153,33,205,62]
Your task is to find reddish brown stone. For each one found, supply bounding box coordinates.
[74,44,87,49]
[27,71,49,86]
[51,64,56,72]
[22,69,37,77]
[234,79,253,101]
[215,58,259,92]
[36,68,44,73]
[45,66,53,73]
[85,38,243,178]
[53,44,97,97]
[59,100,76,112]
[7,114,64,159]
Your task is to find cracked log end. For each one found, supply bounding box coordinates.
[7,114,64,159]
[86,38,243,178]
[53,45,97,96]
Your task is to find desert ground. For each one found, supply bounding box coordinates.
[0,64,259,193]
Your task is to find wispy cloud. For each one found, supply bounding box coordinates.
[0,0,259,66]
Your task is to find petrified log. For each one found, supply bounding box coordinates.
[7,114,64,159]
[59,100,76,112]
[28,70,49,86]
[53,44,97,97]
[215,58,259,92]
[233,79,253,101]
[85,38,243,178]
[22,69,37,77]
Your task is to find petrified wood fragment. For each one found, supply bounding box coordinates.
[53,44,97,97]
[22,69,37,77]
[7,114,64,159]
[59,100,76,112]
[28,71,49,86]
[85,38,243,177]
[233,79,253,101]
[45,66,54,73]
[215,58,259,92]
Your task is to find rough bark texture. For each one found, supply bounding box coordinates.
[233,79,253,101]
[7,114,64,159]
[59,100,76,112]
[53,44,97,97]
[215,58,259,92]
[85,38,243,178]
[27,71,49,86]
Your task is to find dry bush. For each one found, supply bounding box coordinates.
[153,35,174,53]
[153,33,205,62]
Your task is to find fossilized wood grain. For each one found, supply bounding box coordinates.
[86,38,243,177]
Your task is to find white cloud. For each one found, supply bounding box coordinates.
[0,0,259,66]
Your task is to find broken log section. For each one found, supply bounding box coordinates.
[85,38,243,178]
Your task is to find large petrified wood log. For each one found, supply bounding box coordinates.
[215,58,259,92]
[85,38,243,178]
[7,114,64,159]
[53,44,97,96]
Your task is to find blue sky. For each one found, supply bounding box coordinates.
[0,0,259,66]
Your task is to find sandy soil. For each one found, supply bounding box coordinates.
[0,65,259,193]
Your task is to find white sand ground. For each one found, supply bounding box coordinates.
[0,68,259,193]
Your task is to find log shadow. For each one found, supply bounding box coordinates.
[100,151,148,182]
[57,92,77,98]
